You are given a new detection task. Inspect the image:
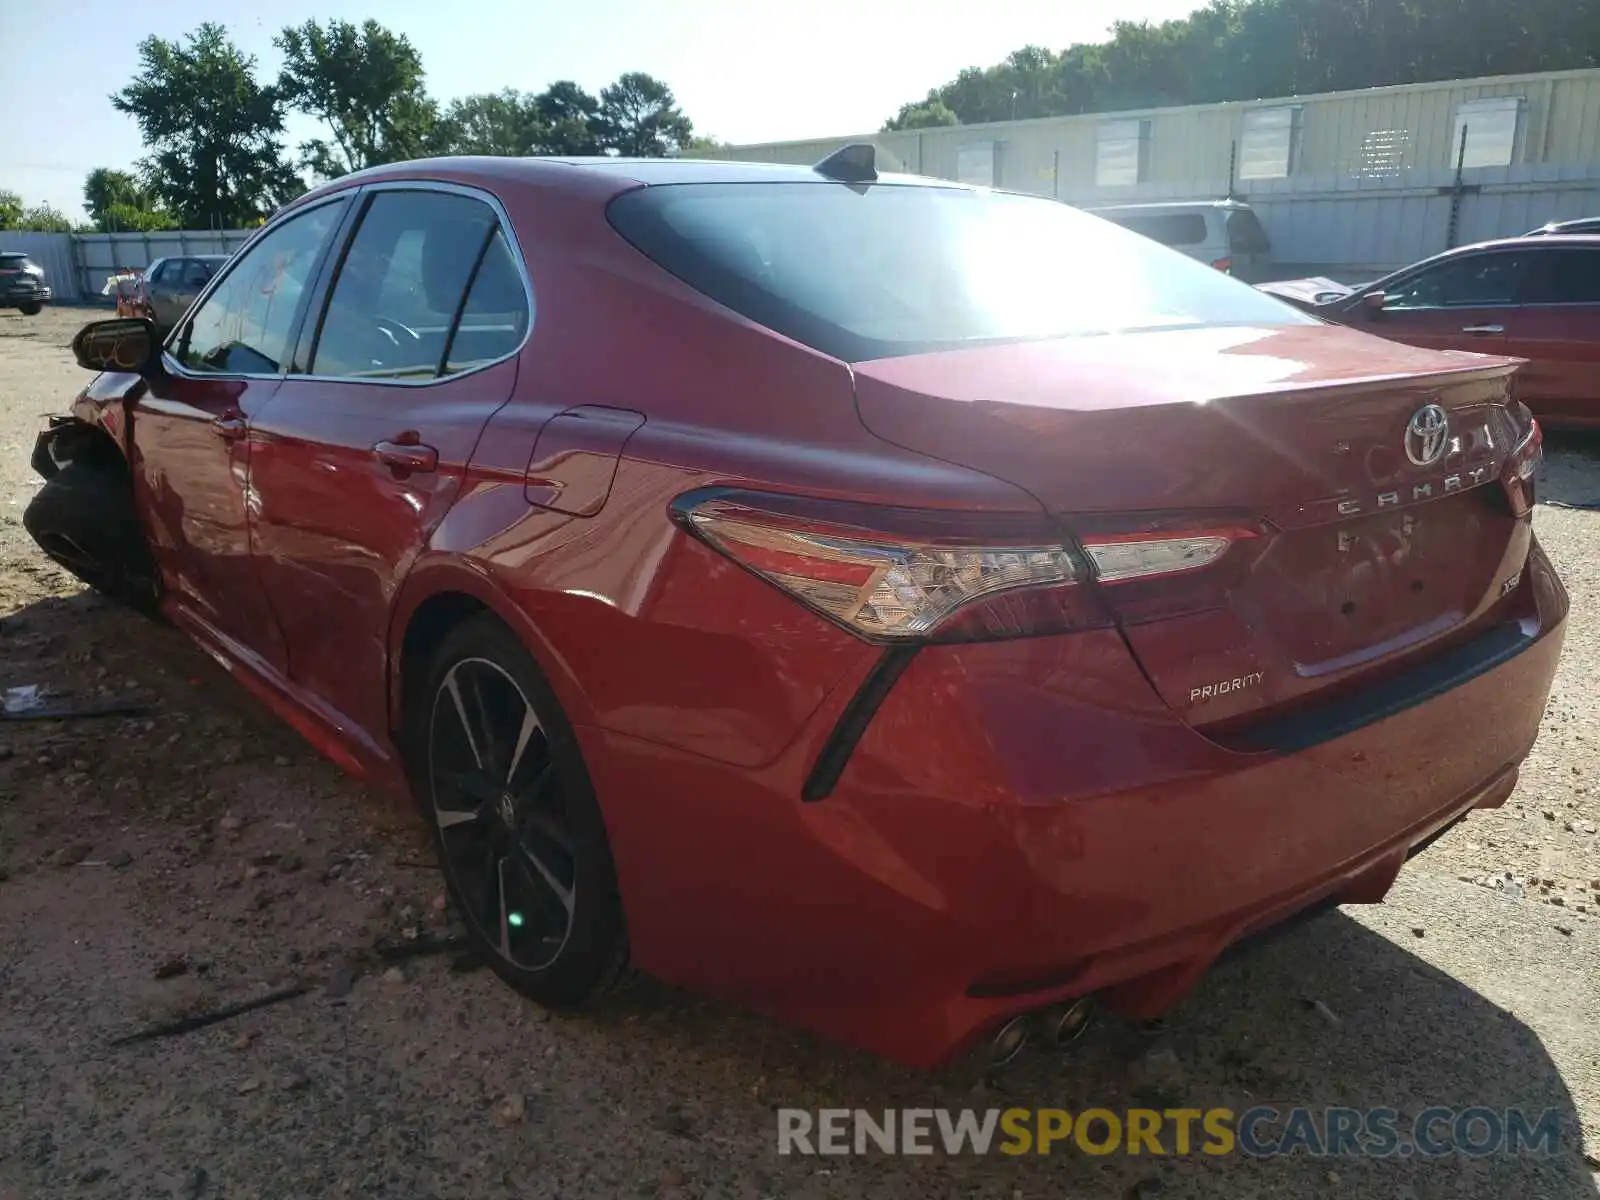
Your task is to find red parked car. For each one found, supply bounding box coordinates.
[1314,234,1600,430]
[24,150,1565,1068]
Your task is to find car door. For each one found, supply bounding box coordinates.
[244,183,532,747]
[1504,244,1600,428]
[130,196,352,672]
[145,258,181,329]
[1350,248,1531,356]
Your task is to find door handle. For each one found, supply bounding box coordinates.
[211,414,247,440]
[1461,324,1505,334]
[373,439,438,474]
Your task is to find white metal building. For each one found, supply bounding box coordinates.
[718,69,1600,274]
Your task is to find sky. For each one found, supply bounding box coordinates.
[0,0,1202,222]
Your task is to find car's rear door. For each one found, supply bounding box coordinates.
[1504,243,1600,428]
[1352,247,1532,356]
[244,182,532,749]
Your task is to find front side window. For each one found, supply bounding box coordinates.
[175,199,348,375]
[1381,252,1528,310]
[309,190,510,380]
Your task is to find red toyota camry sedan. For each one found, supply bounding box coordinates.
[24,150,1565,1068]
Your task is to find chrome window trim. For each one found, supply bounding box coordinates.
[160,192,357,384]
[295,178,535,389]
[1375,244,1600,312]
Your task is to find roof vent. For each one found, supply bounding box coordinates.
[814,143,878,183]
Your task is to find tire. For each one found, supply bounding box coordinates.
[406,614,629,1007]
[18,302,42,316]
[22,462,160,612]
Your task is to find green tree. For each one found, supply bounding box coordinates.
[883,99,959,131]
[82,167,175,232]
[103,202,178,232]
[887,0,1600,128]
[274,18,437,178]
[111,23,300,227]
[432,88,546,156]
[16,203,73,232]
[681,134,732,156]
[596,72,693,157]
[0,190,22,229]
[534,80,605,155]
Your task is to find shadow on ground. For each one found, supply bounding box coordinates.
[1542,431,1600,510]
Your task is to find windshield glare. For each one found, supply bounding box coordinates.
[608,182,1311,361]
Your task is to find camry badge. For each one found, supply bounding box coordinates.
[1404,403,1451,467]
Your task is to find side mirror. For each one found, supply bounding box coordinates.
[71,317,162,375]
[1359,291,1388,316]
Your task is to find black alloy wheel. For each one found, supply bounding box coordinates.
[413,616,627,1005]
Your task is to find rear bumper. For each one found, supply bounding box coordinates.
[584,539,1568,1067]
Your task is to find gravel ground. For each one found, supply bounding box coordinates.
[0,306,1596,1200]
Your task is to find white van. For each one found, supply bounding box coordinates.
[1086,200,1274,282]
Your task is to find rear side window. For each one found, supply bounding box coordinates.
[608,183,1311,362]
[445,230,531,373]
[1520,248,1600,304]
[309,189,528,380]
[1105,213,1208,247]
[1225,209,1272,255]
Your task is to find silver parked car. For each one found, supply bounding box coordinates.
[1085,199,1275,282]
[1525,217,1600,236]
[135,254,231,332]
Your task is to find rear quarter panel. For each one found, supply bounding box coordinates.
[407,175,1044,767]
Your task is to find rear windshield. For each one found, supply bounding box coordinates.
[0,254,33,270]
[1103,212,1208,247]
[1225,209,1272,255]
[607,183,1309,362]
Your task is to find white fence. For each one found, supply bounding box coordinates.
[1,233,80,301]
[1056,163,1600,278]
[9,166,1598,303]
[1,229,258,305]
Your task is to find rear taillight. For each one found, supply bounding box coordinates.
[674,489,1257,642]
[1501,399,1542,514]
[1211,257,1233,274]
[1076,529,1251,582]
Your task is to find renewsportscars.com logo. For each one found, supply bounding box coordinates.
[776,1107,1563,1158]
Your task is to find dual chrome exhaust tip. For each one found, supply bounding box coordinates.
[987,996,1095,1067]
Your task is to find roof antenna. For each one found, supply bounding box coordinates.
[814,143,878,183]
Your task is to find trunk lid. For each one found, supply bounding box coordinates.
[853,323,1531,731]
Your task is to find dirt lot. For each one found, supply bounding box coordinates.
[0,305,1596,1200]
